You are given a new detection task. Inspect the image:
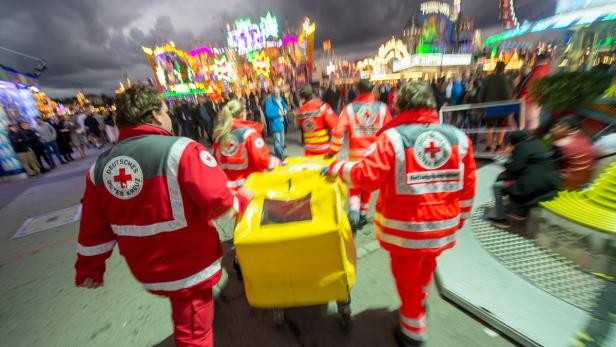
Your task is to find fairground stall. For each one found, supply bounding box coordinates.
[356,1,479,83]
[484,0,616,71]
[0,67,42,180]
[142,13,316,99]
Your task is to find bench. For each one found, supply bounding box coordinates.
[540,161,616,234]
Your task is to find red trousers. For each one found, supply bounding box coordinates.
[349,188,371,215]
[169,288,214,347]
[390,253,438,342]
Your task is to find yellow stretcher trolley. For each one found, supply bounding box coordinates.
[234,157,356,328]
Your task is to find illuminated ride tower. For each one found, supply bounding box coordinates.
[500,0,519,29]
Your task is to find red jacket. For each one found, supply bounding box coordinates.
[213,119,280,191]
[296,98,338,155]
[75,124,248,298]
[329,93,392,161]
[329,109,476,255]
[518,62,551,101]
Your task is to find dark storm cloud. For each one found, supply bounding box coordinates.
[0,0,555,97]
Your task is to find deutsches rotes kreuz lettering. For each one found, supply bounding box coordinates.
[102,156,143,200]
[414,130,452,170]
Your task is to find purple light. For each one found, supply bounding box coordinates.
[282,35,298,47]
[189,46,214,57]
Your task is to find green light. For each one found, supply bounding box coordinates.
[162,89,208,97]
[603,12,616,21]
[260,11,279,39]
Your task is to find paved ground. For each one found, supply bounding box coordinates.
[0,130,513,347]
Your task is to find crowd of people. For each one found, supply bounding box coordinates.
[6,108,119,177]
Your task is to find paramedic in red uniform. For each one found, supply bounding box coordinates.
[326,79,391,229]
[75,85,249,347]
[326,82,476,346]
[295,85,338,156]
[213,99,281,192]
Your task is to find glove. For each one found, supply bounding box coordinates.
[321,159,344,177]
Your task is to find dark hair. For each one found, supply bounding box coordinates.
[495,61,506,73]
[536,53,550,62]
[357,79,373,93]
[395,82,437,111]
[114,85,162,128]
[299,85,313,100]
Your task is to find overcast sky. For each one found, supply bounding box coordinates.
[0,0,556,97]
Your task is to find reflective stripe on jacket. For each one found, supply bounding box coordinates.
[330,93,391,161]
[213,120,280,192]
[330,109,476,255]
[296,98,338,156]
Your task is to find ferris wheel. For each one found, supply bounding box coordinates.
[500,0,519,29]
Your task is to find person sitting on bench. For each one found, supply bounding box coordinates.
[488,131,561,229]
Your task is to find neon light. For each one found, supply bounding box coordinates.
[260,12,279,39]
[213,56,236,82]
[282,35,298,46]
[188,46,214,57]
[252,51,270,77]
[420,1,451,17]
[486,6,616,46]
[603,11,616,21]
[556,0,613,14]
[226,12,280,55]
[392,54,472,72]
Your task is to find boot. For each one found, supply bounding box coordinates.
[359,214,368,228]
[394,328,424,347]
[348,210,360,231]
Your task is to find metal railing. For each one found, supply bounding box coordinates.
[439,100,526,158]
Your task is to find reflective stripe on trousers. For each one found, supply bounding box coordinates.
[374,213,460,232]
[377,227,457,249]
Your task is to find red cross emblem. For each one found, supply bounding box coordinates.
[113,168,132,189]
[424,141,441,159]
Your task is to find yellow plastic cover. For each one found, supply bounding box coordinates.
[234,157,356,308]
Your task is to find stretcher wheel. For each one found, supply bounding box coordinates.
[273,308,285,328]
[337,300,352,331]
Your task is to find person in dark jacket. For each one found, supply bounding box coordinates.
[19,121,52,171]
[323,83,340,113]
[488,131,561,228]
[8,123,42,176]
[84,112,103,148]
[196,96,214,144]
[479,61,513,152]
[59,116,78,160]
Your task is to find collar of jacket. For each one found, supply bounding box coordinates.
[377,108,439,136]
[233,119,263,133]
[305,98,324,108]
[354,93,376,103]
[118,124,172,141]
